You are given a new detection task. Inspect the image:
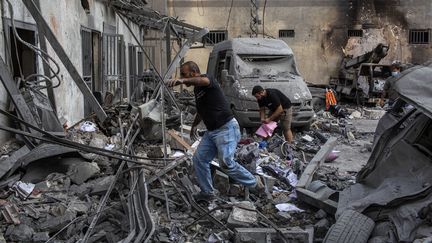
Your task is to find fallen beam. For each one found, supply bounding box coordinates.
[22,0,107,121]
[296,188,337,215]
[296,137,338,215]
[296,137,337,188]
[0,146,30,179]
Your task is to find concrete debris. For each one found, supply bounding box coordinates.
[0,68,389,242]
[67,161,100,185]
[228,201,257,227]
[9,224,34,242]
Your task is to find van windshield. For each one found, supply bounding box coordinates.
[236,54,299,77]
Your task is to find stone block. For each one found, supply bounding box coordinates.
[227,201,257,228]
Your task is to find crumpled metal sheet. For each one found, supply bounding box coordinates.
[394,61,432,119]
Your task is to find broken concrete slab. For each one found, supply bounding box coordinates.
[89,175,115,195]
[39,209,76,232]
[9,224,34,242]
[363,108,386,120]
[234,227,310,243]
[66,160,100,185]
[228,201,257,228]
[13,143,77,174]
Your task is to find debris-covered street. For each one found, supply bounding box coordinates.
[0,0,431,242]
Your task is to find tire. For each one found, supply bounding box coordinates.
[323,210,375,243]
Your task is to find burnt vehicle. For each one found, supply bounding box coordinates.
[324,61,432,243]
[207,38,314,129]
[330,43,391,105]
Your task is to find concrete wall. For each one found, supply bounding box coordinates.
[0,0,161,144]
[167,0,432,84]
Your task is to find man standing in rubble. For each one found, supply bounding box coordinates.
[380,62,402,108]
[167,61,257,201]
[252,85,293,143]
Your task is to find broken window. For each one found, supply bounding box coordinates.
[81,28,102,115]
[128,45,138,101]
[348,29,363,37]
[279,30,295,38]
[9,27,37,78]
[215,51,227,84]
[409,29,430,44]
[236,54,299,77]
[203,31,227,45]
[102,33,125,98]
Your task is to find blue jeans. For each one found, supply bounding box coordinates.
[193,118,257,193]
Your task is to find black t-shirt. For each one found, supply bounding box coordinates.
[194,75,233,130]
[258,88,292,112]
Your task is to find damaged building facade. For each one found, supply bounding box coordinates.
[168,0,432,84]
[0,0,188,144]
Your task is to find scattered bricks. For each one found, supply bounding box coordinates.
[227,201,257,228]
[9,224,34,242]
[213,170,230,195]
[33,232,50,242]
[1,204,20,225]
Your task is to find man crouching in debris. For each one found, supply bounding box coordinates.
[167,61,257,202]
[252,85,293,143]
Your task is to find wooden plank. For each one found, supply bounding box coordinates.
[296,137,337,188]
[296,188,338,215]
[167,129,193,152]
[22,0,107,121]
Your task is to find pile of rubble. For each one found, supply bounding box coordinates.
[0,85,388,242]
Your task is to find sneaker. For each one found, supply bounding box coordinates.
[193,191,216,202]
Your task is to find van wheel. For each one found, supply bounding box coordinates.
[323,210,375,243]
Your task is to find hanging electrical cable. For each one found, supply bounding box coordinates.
[262,0,267,37]
[6,0,62,89]
[225,0,234,32]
